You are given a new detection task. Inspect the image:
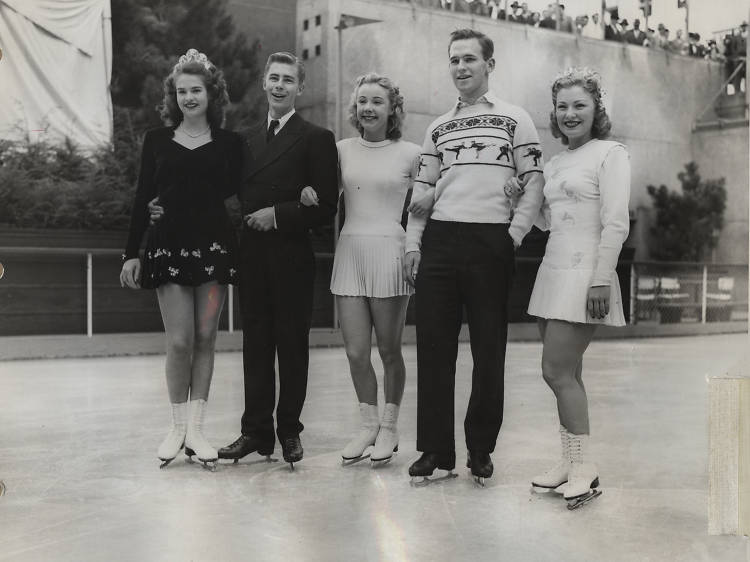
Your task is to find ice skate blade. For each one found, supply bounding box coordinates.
[566,489,602,510]
[409,471,458,487]
[341,454,370,466]
[226,455,278,465]
[371,444,398,466]
[158,457,176,469]
[185,450,218,471]
[473,475,486,487]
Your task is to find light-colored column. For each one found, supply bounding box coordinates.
[708,359,750,535]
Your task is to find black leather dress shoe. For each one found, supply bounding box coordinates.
[408,451,456,477]
[218,434,274,460]
[466,450,494,478]
[281,435,303,464]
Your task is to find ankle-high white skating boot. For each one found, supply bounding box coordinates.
[342,403,379,464]
[157,402,188,468]
[185,398,218,470]
[371,403,399,465]
[562,432,601,509]
[531,425,571,490]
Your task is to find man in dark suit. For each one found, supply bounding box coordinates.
[604,13,622,42]
[219,52,338,468]
[623,19,647,46]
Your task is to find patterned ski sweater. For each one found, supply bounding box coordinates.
[405,91,545,252]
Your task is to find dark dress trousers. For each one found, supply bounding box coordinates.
[238,113,338,443]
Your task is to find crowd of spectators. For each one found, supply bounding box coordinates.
[397,0,747,93]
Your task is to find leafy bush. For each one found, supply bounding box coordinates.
[0,107,141,230]
[647,162,727,261]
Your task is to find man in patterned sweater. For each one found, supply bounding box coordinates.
[403,28,544,485]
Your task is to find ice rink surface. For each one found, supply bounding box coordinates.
[1,334,748,561]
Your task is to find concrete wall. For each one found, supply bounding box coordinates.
[692,123,749,265]
[293,0,746,262]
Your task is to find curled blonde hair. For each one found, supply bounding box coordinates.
[549,67,611,145]
[347,73,405,140]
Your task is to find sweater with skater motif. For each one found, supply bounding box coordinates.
[405,91,545,252]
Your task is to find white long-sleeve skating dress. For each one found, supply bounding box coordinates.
[330,137,420,297]
[527,139,631,326]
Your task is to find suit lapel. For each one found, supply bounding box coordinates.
[247,113,305,178]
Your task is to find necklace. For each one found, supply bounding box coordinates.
[178,124,210,138]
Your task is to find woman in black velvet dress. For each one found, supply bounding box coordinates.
[120,49,244,470]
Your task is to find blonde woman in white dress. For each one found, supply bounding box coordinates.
[300,73,420,465]
[507,68,630,508]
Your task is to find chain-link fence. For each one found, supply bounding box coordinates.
[630,261,748,324]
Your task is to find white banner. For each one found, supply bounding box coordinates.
[0,0,112,149]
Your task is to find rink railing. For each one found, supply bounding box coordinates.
[0,246,337,337]
[629,261,748,325]
[0,247,746,336]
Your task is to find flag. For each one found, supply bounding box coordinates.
[678,0,688,8]
[336,14,382,30]
[639,0,652,17]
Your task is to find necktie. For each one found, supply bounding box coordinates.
[266,119,279,143]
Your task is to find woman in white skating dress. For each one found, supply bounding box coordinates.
[300,73,420,466]
[508,67,630,508]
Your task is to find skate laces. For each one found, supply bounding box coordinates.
[568,437,583,464]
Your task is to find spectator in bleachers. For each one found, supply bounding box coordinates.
[705,39,725,62]
[486,0,505,20]
[670,29,688,55]
[529,11,541,27]
[656,24,670,49]
[556,4,575,33]
[508,1,521,22]
[575,15,588,35]
[589,13,601,35]
[577,14,602,39]
[647,27,662,48]
[726,23,747,93]
[604,12,622,42]
[539,8,556,29]
[687,32,705,57]
[520,3,533,24]
[623,19,647,46]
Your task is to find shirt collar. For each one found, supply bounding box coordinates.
[454,91,499,113]
[267,108,296,131]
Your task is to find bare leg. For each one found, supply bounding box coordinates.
[188,282,227,400]
[370,295,410,405]
[540,319,597,435]
[157,283,195,403]
[336,296,377,405]
[540,319,586,401]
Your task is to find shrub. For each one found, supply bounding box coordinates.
[647,162,727,261]
[0,107,141,230]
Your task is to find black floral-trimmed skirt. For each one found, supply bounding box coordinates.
[141,223,239,289]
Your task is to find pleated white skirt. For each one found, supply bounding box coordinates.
[330,234,414,298]
[527,263,626,326]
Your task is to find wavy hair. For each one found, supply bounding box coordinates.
[263,51,305,85]
[347,73,405,140]
[549,67,611,145]
[158,59,229,130]
[449,28,494,60]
